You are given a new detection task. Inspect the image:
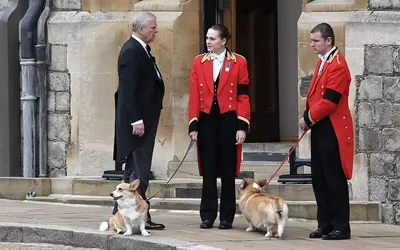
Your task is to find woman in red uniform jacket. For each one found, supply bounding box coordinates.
[188,24,250,230]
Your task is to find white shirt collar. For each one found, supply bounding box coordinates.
[131,33,147,51]
[318,46,337,62]
[211,49,227,62]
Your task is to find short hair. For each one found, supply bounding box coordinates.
[131,12,156,32]
[311,22,335,46]
[209,24,231,41]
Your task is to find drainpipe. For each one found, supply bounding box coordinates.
[36,0,51,177]
[20,0,44,177]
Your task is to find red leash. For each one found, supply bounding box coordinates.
[266,130,307,185]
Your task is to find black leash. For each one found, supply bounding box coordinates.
[146,139,196,201]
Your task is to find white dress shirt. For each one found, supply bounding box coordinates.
[211,49,226,82]
[318,46,336,75]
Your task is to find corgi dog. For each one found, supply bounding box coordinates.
[238,178,289,239]
[99,179,150,236]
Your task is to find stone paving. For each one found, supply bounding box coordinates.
[1,199,400,249]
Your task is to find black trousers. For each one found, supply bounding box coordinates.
[112,113,160,222]
[197,106,237,223]
[310,117,350,232]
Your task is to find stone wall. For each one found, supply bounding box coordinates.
[45,0,200,177]
[355,44,400,224]
[47,44,71,177]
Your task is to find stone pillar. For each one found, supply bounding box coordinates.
[346,0,400,224]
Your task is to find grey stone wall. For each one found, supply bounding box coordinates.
[369,0,400,10]
[52,0,81,10]
[47,44,71,177]
[356,44,400,224]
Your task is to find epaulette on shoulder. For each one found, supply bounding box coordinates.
[200,52,211,64]
[194,53,205,60]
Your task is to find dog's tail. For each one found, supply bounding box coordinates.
[275,199,289,220]
[99,221,109,232]
[276,199,289,238]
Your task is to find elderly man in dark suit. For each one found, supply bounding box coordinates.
[112,11,165,230]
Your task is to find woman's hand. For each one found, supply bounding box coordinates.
[236,130,246,145]
[189,131,198,141]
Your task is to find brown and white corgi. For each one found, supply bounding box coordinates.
[238,178,289,239]
[99,179,150,236]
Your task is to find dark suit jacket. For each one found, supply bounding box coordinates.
[113,37,165,162]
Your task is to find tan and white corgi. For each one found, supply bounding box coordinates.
[238,178,289,239]
[99,179,150,236]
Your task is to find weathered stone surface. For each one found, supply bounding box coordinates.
[381,128,400,151]
[49,45,68,72]
[394,104,400,126]
[56,92,70,112]
[369,0,400,10]
[397,155,400,176]
[370,153,395,177]
[383,77,400,101]
[48,142,66,168]
[358,127,380,150]
[48,114,71,142]
[369,178,387,202]
[388,180,400,201]
[365,46,394,74]
[48,91,56,112]
[358,76,383,100]
[358,102,374,125]
[22,227,73,246]
[375,102,393,126]
[396,205,400,224]
[49,168,67,178]
[53,0,81,10]
[0,226,22,242]
[380,203,395,224]
[49,72,70,92]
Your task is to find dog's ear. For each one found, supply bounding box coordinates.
[257,179,268,188]
[129,179,140,190]
[239,178,246,189]
[121,179,126,184]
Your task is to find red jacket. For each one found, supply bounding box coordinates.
[303,47,354,180]
[188,50,251,176]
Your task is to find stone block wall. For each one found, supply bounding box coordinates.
[355,44,400,224]
[47,44,71,177]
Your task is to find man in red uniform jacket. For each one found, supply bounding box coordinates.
[299,23,353,240]
[188,24,250,230]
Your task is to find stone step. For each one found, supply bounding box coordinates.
[56,178,318,201]
[27,195,381,222]
[167,161,298,179]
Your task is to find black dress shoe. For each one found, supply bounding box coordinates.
[200,220,213,229]
[218,221,232,229]
[322,230,351,240]
[145,221,165,230]
[309,227,330,238]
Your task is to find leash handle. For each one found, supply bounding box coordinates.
[266,130,307,186]
[146,139,196,201]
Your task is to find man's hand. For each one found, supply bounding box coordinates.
[189,131,198,141]
[236,130,246,145]
[299,117,310,131]
[132,123,145,137]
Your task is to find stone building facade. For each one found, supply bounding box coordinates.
[1,0,400,223]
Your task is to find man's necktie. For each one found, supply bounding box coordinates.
[146,45,161,79]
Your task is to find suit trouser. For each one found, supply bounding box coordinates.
[197,107,237,223]
[112,113,160,222]
[310,117,350,232]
